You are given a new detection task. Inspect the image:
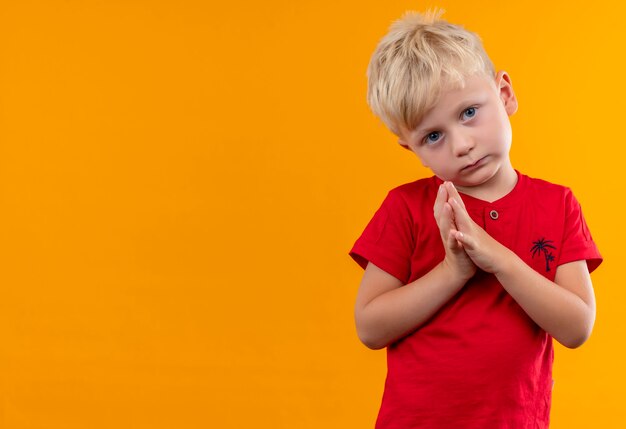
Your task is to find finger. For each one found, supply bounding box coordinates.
[445,182,467,210]
[447,229,458,250]
[454,230,475,251]
[447,228,463,250]
[448,197,474,232]
[439,202,454,236]
[433,184,448,218]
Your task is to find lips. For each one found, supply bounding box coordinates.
[462,156,487,171]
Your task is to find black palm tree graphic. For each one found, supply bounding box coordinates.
[531,238,557,272]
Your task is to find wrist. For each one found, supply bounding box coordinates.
[440,257,475,285]
[492,246,517,276]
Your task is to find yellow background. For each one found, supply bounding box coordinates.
[0,0,622,427]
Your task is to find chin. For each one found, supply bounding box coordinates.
[456,170,496,188]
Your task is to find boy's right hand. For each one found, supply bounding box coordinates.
[434,183,477,282]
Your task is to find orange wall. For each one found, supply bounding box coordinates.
[0,1,622,427]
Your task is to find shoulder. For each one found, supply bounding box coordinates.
[371,176,439,227]
[386,175,439,204]
[520,172,575,202]
[522,172,569,193]
[518,173,586,225]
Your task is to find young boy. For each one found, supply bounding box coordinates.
[349,10,602,429]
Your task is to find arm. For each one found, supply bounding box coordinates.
[355,260,470,350]
[445,182,596,348]
[354,184,476,350]
[495,255,595,348]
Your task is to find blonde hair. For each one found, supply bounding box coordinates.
[366,10,495,136]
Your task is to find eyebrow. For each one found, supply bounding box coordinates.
[415,96,485,135]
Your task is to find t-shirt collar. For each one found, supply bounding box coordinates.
[433,170,527,210]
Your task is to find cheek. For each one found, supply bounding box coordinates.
[493,122,512,148]
[493,111,513,139]
[482,118,511,146]
[429,155,455,174]
[417,154,431,168]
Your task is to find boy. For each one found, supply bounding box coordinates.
[349,10,602,429]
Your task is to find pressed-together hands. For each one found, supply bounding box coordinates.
[357,180,594,349]
[434,183,477,281]
[434,181,596,348]
[435,181,510,277]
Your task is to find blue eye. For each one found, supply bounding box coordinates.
[462,107,476,120]
[424,131,441,145]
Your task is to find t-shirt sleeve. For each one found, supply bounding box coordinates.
[349,190,414,284]
[558,188,602,273]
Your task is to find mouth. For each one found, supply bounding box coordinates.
[462,156,487,171]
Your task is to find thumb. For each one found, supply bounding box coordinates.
[454,230,475,251]
[447,229,462,250]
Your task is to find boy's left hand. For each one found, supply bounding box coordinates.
[443,182,511,274]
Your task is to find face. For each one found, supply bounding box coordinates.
[398,71,518,195]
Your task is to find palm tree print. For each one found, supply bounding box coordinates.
[531,238,557,272]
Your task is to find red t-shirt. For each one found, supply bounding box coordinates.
[350,171,602,429]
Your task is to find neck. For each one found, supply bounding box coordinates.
[455,164,518,202]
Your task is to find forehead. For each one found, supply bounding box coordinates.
[437,74,495,109]
[415,74,496,129]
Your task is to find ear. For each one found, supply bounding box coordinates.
[495,71,518,116]
[397,138,429,167]
[397,134,412,151]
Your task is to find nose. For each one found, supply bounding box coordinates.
[449,129,475,157]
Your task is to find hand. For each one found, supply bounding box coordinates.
[433,182,477,281]
[444,182,511,274]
